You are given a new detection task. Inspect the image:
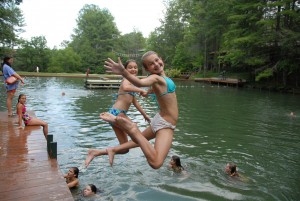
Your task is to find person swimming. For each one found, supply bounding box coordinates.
[83,184,97,197]
[225,163,239,177]
[168,155,184,173]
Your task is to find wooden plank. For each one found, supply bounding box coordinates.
[194,77,246,87]
[0,112,73,201]
[84,79,121,89]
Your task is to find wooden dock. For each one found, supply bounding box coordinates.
[85,78,122,89]
[0,112,73,201]
[194,77,246,87]
[84,75,147,89]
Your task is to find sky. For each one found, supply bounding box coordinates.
[19,0,165,48]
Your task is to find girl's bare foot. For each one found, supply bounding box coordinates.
[99,112,117,124]
[114,116,139,135]
[85,149,106,167]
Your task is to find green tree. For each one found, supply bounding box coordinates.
[15,36,50,71]
[48,47,82,73]
[114,30,146,70]
[0,0,24,56]
[222,0,300,86]
[69,4,120,74]
[147,0,185,66]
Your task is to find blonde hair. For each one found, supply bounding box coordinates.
[141,51,158,68]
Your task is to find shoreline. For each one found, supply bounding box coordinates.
[1,72,299,94]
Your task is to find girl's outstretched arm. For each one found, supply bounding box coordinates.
[104,57,159,87]
[122,78,147,94]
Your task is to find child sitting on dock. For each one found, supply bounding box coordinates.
[16,94,48,138]
[64,167,79,188]
[85,51,178,170]
[87,60,150,159]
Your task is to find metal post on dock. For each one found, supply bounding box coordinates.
[49,142,57,159]
[47,134,57,159]
[47,134,53,153]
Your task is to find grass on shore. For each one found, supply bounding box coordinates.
[7,72,122,79]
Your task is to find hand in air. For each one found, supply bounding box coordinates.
[104,57,125,75]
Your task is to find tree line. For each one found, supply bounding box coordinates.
[1,0,299,88]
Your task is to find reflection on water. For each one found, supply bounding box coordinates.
[1,77,299,201]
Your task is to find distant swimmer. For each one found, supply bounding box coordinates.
[225,163,239,177]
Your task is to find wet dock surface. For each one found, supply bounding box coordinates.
[0,112,73,201]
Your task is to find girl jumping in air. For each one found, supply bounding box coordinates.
[106,59,150,147]
[85,51,178,169]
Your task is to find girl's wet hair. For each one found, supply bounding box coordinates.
[172,155,184,170]
[89,184,97,193]
[228,163,237,174]
[124,59,137,69]
[18,94,26,103]
[72,167,79,178]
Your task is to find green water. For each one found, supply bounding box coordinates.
[1,77,299,201]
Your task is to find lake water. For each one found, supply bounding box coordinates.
[0,77,299,201]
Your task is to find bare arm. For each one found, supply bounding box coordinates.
[67,179,79,188]
[13,73,25,84]
[104,57,159,87]
[122,79,147,94]
[132,97,151,123]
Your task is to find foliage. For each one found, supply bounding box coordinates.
[255,68,273,82]
[165,68,181,78]
[1,0,299,88]
[14,36,51,71]
[0,0,24,56]
[68,4,120,74]
[49,47,82,73]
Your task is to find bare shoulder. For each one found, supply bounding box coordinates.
[16,103,23,111]
[146,74,164,84]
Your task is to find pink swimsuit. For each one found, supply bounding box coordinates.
[22,104,32,125]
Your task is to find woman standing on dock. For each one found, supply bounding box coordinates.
[1,56,24,116]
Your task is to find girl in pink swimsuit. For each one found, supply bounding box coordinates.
[17,94,48,138]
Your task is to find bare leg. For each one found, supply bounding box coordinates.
[112,126,129,154]
[113,116,174,169]
[7,90,15,116]
[27,118,48,138]
[85,149,107,167]
[85,127,155,167]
